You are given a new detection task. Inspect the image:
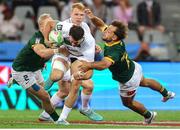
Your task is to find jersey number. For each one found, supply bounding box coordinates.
[121,52,130,69]
[23,75,29,81]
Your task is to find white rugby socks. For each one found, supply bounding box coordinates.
[50,92,64,107]
[41,92,64,118]
[81,91,92,111]
[59,105,72,120]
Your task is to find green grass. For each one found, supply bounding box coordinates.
[0,109,180,128]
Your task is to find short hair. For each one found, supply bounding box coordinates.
[111,21,128,40]
[69,25,84,41]
[72,2,85,11]
[38,13,50,25]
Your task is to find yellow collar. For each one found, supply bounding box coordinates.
[105,40,122,47]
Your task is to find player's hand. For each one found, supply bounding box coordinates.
[84,8,94,19]
[78,60,91,73]
[57,47,70,56]
[95,44,102,54]
[45,40,56,48]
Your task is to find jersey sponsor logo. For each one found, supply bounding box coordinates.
[57,24,63,31]
[0,66,11,84]
[127,90,136,96]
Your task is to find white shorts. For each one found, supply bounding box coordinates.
[52,54,69,63]
[62,69,71,81]
[12,69,44,89]
[69,46,95,62]
[119,62,143,97]
[51,54,71,81]
[69,55,94,62]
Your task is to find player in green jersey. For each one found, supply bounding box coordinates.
[11,13,68,123]
[12,14,62,122]
[78,9,175,125]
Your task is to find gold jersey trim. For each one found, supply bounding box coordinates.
[104,57,115,64]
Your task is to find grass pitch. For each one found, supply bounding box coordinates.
[0,109,180,128]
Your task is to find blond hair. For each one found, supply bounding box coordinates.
[38,13,50,25]
[72,2,85,11]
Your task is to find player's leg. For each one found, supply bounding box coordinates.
[39,71,71,121]
[44,56,69,90]
[120,94,157,124]
[81,79,93,110]
[28,84,59,122]
[120,62,156,124]
[57,60,83,124]
[12,70,59,122]
[80,79,103,121]
[140,77,175,102]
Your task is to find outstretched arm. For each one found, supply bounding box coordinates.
[33,44,69,59]
[85,9,107,32]
[79,58,113,73]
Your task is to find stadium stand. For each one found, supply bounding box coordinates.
[37,6,59,20]
[21,18,36,43]
[14,6,35,22]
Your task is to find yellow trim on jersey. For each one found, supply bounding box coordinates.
[105,40,122,47]
[32,45,35,49]
[104,57,115,64]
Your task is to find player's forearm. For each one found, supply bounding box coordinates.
[90,61,109,70]
[39,48,58,59]
[85,9,106,31]
[90,16,106,31]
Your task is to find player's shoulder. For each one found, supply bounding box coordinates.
[56,20,72,27]
[29,31,44,45]
[81,22,90,29]
[55,20,72,32]
[31,31,43,41]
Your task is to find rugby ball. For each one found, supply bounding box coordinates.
[49,30,63,46]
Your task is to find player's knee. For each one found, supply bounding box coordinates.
[140,78,150,87]
[85,85,93,92]
[82,81,94,92]
[50,69,64,82]
[57,90,68,99]
[122,100,133,108]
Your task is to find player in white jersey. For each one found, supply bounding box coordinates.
[39,3,103,124]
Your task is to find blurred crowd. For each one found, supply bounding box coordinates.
[0,0,168,61]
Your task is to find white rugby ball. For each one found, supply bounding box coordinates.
[49,30,63,46]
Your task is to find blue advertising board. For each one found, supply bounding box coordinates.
[0,62,179,110]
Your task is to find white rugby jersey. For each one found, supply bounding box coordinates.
[55,19,95,62]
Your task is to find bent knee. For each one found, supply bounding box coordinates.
[140,78,151,86]
[82,79,93,87]
[57,90,68,99]
[50,69,64,81]
[122,101,133,108]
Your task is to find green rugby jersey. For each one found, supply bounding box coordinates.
[12,31,49,72]
[104,40,135,83]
